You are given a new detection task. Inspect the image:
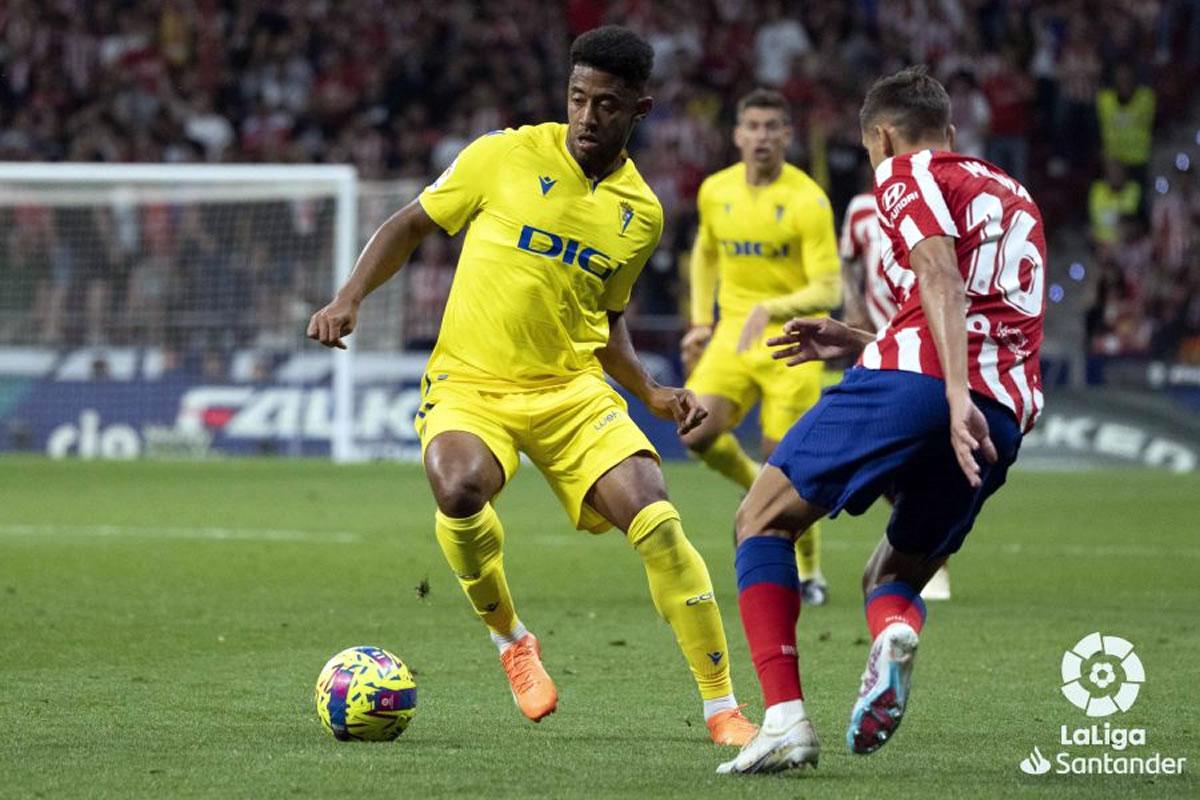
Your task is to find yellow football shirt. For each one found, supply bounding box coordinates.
[691,162,839,324]
[418,123,663,388]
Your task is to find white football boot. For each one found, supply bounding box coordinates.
[847,622,919,755]
[716,709,820,774]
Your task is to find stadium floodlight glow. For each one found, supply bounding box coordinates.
[0,162,362,463]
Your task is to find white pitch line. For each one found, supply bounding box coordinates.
[0,524,361,544]
[522,535,1200,559]
[800,538,1200,559]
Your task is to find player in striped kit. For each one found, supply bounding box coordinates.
[840,191,951,602]
[839,192,897,333]
[720,66,1045,774]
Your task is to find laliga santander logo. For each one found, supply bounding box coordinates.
[1060,632,1144,717]
[1019,632,1186,778]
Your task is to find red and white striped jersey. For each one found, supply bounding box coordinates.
[863,150,1046,431]
[839,193,898,332]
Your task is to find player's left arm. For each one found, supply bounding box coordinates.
[838,209,870,330]
[840,254,869,330]
[597,207,705,435]
[738,190,842,352]
[597,311,706,435]
[909,235,998,488]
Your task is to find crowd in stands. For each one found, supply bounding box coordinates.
[1,0,1199,366]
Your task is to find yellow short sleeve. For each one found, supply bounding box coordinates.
[418,131,515,236]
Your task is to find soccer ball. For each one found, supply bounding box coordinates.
[314,646,416,741]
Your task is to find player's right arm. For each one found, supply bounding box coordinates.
[682,180,719,370]
[838,203,870,331]
[307,200,438,349]
[840,255,868,330]
[767,317,875,365]
[877,154,995,486]
[308,131,510,349]
[908,235,997,487]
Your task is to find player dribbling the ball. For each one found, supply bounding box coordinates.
[309,26,757,747]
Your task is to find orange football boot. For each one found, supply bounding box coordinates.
[499,634,557,722]
[707,705,759,746]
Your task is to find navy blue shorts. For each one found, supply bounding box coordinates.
[767,368,1022,558]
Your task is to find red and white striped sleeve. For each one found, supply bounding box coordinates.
[873,150,959,252]
[839,194,873,260]
[839,201,862,260]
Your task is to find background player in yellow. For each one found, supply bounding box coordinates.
[307,26,757,747]
[679,89,841,605]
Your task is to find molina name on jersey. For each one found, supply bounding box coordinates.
[419,123,663,387]
[866,150,1046,431]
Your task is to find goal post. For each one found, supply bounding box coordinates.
[0,162,365,462]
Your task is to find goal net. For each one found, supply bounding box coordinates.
[0,162,396,462]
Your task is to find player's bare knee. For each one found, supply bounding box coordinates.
[423,433,503,517]
[425,461,495,517]
[430,476,490,518]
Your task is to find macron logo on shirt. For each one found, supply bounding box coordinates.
[539,176,557,196]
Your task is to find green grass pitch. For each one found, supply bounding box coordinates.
[1,457,1197,799]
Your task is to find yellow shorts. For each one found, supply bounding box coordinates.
[415,371,659,533]
[686,318,823,442]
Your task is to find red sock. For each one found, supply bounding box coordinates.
[864,582,927,639]
[736,537,804,706]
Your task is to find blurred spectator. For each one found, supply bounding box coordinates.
[1089,160,1142,248]
[1151,166,1200,271]
[1055,19,1102,172]
[1029,8,1060,139]
[0,0,1192,370]
[0,211,39,340]
[249,355,273,382]
[181,91,236,161]
[754,2,811,87]
[1087,254,1152,357]
[1097,64,1157,186]
[1156,0,1200,67]
[124,234,174,345]
[946,70,990,160]
[90,354,112,380]
[1112,215,1155,292]
[982,49,1034,182]
[201,348,226,380]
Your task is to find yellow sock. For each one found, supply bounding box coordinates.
[696,431,759,489]
[628,501,734,701]
[795,521,823,581]
[434,504,519,639]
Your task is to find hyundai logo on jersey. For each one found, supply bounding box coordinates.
[719,239,791,258]
[517,225,616,280]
